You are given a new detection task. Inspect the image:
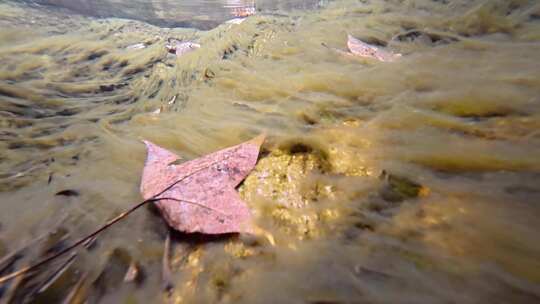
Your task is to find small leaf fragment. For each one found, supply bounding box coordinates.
[347,34,402,62]
[165,39,201,57]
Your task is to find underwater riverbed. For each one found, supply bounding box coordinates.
[1,0,540,303]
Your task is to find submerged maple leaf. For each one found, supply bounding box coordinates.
[140,135,265,234]
[347,34,402,62]
[0,136,265,284]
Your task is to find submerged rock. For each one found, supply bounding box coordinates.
[240,140,338,239]
[379,171,429,203]
[241,141,331,209]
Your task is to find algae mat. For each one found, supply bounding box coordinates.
[0,0,540,303]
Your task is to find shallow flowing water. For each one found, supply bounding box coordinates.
[1,0,540,303]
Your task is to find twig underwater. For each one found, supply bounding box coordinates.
[0,135,265,285]
[0,165,237,284]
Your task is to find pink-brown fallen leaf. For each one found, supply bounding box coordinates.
[140,135,265,234]
[347,34,402,62]
[0,135,265,284]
